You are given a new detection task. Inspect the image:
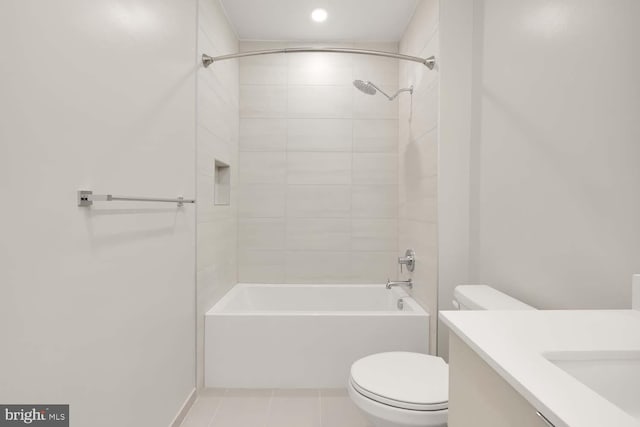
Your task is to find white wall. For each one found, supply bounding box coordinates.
[468,0,640,309]
[398,0,440,354]
[438,0,473,359]
[237,41,399,284]
[196,0,239,389]
[439,0,640,331]
[0,1,197,425]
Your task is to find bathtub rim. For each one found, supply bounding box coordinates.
[205,283,430,317]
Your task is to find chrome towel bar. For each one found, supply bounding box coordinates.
[77,190,195,207]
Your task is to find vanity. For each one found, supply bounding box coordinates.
[440,309,640,427]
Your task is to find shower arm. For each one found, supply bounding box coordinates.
[368,81,414,101]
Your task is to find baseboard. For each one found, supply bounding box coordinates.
[169,388,197,427]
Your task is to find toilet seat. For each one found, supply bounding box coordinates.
[349,352,448,411]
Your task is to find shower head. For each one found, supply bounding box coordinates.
[352,79,413,101]
[353,80,377,95]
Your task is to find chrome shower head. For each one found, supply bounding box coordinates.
[353,80,377,95]
[353,79,413,101]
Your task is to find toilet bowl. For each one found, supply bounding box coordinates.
[348,352,448,427]
[348,285,535,427]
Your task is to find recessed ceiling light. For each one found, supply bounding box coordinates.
[311,8,328,23]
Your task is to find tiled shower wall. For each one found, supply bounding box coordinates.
[237,41,400,284]
[398,0,440,354]
[196,0,239,388]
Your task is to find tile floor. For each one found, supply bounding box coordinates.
[180,388,372,427]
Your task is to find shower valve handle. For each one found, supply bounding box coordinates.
[398,249,416,273]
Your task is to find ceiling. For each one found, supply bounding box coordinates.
[219,0,419,42]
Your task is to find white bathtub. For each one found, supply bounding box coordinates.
[204,283,430,388]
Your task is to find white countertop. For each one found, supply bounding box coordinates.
[440,309,640,427]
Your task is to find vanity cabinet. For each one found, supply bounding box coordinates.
[448,333,552,427]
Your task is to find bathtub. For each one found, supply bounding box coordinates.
[204,283,429,388]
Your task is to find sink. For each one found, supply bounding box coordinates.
[544,351,640,421]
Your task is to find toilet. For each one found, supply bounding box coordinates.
[347,285,535,427]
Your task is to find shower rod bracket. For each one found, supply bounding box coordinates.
[202,54,214,68]
[202,50,436,69]
[424,56,436,70]
[77,190,194,207]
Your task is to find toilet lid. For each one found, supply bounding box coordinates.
[350,352,448,411]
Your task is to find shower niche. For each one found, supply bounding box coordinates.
[214,160,230,206]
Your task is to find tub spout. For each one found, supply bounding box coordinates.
[386,278,413,290]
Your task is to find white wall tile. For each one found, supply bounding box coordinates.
[238,184,285,218]
[399,221,438,259]
[409,80,439,140]
[198,220,234,273]
[240,85,287,118]
[239,152,286,184]
[197,261,236,311]
[399,4,440,354]
[399,175,437,223]
[287,153,352,185]
[399,127,438,175]
[353,119,398,138]
[286,219,351,251]
[287,119,352,152]
[352,219,398,251]
[352,185,398,218]
[198,79,236,141]
[353,153,398,185]
[286,185,351,218]
[288,52,353,86]
[288,86,352,118]
[239,51,287,85]
[196,0,239,391]
[238,250,286,283]
[285,251,352,283]
[240,118,287,152]
[351,252,398,283]
[237,42,401,284]
[198,131,234,176]
[353,137,397,153]
[353,55,399,86]
[238,218,285,250]
[353,119,398,152]
[197,169,215,203]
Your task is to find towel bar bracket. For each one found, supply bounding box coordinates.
[78,190,94,207]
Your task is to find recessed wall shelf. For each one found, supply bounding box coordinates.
[214,160,230,206]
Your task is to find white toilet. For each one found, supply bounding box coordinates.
[348,285,535,427]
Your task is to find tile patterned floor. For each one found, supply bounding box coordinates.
[180,388,373,427]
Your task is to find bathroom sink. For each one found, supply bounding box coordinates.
[544,351,640,421]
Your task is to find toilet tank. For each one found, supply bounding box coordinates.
[453,285,536,311]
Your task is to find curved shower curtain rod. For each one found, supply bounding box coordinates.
[202,47,436,69]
